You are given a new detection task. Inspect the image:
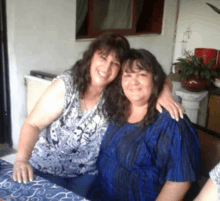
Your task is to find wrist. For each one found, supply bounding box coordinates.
[164,77,172,91]
[16,154,30,162]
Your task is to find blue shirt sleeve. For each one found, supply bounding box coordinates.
[158,113,201,182]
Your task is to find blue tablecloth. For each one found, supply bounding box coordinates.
[0,159,89,201]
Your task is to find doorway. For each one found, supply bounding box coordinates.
[0,0,12,147]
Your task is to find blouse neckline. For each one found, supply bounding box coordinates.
[77,91,104,115]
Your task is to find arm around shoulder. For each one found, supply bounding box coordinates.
[156,77,184,120]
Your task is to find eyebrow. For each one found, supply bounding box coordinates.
[97,50,106,55]
[124,68,145,73]
[99,51,120,63]
[114,60,120,64]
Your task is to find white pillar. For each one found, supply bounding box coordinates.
[175,88,208,124]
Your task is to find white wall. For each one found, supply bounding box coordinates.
[6,0,178,149]
[173,0,220,63]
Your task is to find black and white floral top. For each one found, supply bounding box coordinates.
[30,71,108,177]
[210,162,220,201]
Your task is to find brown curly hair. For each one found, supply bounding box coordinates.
[70,33,130,98]
[103,48,166,126]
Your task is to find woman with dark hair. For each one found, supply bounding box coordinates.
[91,49,200,201]
[13,34,183,197]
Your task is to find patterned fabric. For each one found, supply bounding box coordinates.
[30,71,108,177]
[97,110,200,201]
[210,162,220,201]
[0,159,89,201]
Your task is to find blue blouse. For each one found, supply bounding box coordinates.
[97,110,200,201]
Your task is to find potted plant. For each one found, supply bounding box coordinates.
[174,50,219,92]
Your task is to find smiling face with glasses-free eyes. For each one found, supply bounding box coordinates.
[89,50,121,90]
[121,60,153,106]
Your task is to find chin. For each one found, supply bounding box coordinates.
[130,98,148,105]
[93,80,108,88]
[129,96,142,102]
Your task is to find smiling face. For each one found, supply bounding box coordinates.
[121,60,154,106]
[90,50,121,89]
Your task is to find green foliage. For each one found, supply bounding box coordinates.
[206,3,220,15]
[175,50,219,81]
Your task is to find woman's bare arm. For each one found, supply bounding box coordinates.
[156,77,184,121]
[156,181,191,201]
[194,178,218,201]
[13,78,65,183]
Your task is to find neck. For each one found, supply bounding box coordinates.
[80,84,104,112]
[83,84,104,100]
[127,103,148,123]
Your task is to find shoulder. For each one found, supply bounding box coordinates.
[55,70,75,94]
[56,70,73,82]
[156,109,196,132]
[53,70,77,107]
[46,78,65,99]
[148,110,198,143]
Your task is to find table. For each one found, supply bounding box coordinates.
[0,159,89,201]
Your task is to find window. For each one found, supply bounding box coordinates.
[76,0,165,39]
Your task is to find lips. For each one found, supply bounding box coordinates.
[130,88,141,92]
[98,70,109,78]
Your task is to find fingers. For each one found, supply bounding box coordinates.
[156,103,163,114]
[13,161,34,184]
[157,100,184,122]
[21,168,29,184]
[13,168,18,182]
[169,102,184,122]
[27,165,34,182]
[170,103,179,122]
[174,102,184,119]
[16,168,23,183]
[164,104,176,121]
[157,87,185,121]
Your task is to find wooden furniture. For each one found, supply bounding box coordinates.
[184,124,220,201]
[196,124,220,176]
[207,94,220,133]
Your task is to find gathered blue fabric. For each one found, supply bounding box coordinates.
[97,110,200,201]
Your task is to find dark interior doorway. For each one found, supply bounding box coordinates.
[0,0,12,147]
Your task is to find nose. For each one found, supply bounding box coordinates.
[130,75,139,85]
[103,61,112,73]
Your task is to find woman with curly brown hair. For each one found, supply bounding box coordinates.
[13,33,183,197]
[91,49,200,201]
